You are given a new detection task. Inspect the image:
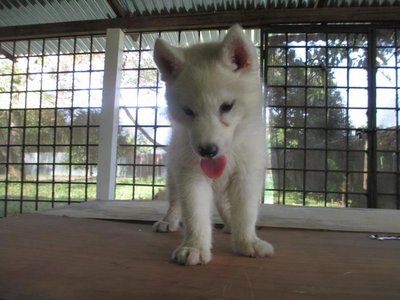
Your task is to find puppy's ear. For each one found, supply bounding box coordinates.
[153,39,185,82]
[221,24,258,72]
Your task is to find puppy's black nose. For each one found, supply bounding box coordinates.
[198,144,219,159]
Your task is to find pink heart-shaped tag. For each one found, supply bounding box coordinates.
[200,155,227,179]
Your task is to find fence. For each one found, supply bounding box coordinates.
[1,25,399,216]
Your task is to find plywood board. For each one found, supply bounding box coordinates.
[1,214,399,299]
[39,200,400,233]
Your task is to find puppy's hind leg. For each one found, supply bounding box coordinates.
[215,193,232,234]
[153,175,181,233]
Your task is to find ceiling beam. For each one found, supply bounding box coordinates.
[105,0,139,42]
[314,0,328,8]
[0,7,399,40]
[0,45,15,61]
[106,0,128,17]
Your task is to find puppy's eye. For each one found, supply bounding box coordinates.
[219,101,235,114]
[182,106,195,118]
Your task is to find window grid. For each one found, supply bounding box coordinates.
[265,30,370,207]
[1,26,399,216]
[264,27,399,209]
[0,35,104,216]
[375,28,400,208]
[117,32,169,201]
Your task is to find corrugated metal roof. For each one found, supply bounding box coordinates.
[0,0,116,27]
[0,0,398,57]
[0,0,399,28]
[0,36,108,57]
[0,28,261,57]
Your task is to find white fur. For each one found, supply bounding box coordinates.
[153,25,274,265]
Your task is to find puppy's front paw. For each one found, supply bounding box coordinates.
[172,246,212,265]
[234,238,274,258]
[153,219,180,233]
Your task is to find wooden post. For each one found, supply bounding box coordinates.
[96,28,124,200]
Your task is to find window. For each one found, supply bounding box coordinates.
[1,25,398,217]
[375,29,400,209]
[264,26,399,209]
[0,35,105,216]
[116,32,167,200]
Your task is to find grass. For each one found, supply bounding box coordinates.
[0,176,167,217]
[0,200,73,217]
[1,174,350,217]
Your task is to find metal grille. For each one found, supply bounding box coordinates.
[1,25,398,216]
[375,28,400,209]
[116,32,167,200]
[264,26,400,208]
[0,35,105,216]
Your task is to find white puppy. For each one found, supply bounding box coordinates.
[153,25,274,265]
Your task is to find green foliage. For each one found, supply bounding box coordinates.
[0,176,166,216]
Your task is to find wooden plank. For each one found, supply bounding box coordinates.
[1,214,399,299]
[1,7,400,40]
[38,200,400,233]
